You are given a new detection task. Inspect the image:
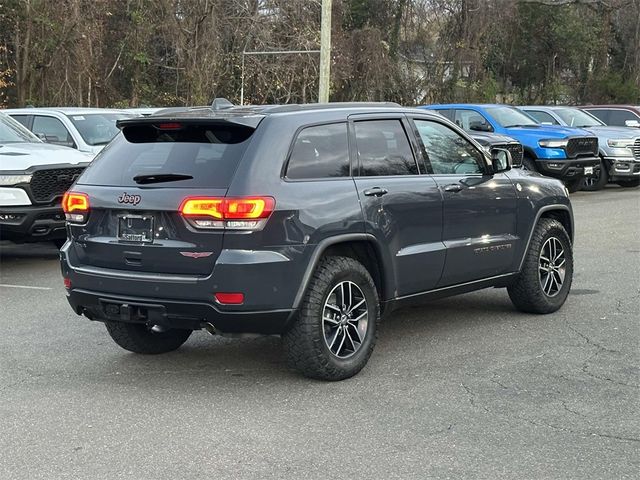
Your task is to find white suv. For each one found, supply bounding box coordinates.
[4,107,135,156]
[0,112,92,245]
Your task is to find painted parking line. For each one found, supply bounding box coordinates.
[0,284,52,291]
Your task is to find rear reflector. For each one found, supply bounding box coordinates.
[214,292,244,305]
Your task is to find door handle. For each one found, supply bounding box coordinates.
[443,184,463,193]
[363,187,389,197]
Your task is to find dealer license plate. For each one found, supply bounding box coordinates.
[118,215,154,243]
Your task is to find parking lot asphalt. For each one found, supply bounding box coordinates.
[0,186,638,480]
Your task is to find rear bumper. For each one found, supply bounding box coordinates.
[0,204,66,242]
[536,156,600,180]
[602,156,640,180]
[65,288,292,334]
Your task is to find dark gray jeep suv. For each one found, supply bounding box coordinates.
[60,103,574,380]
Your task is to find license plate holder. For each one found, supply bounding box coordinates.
[584,166,594,175]
[118,215,154,243]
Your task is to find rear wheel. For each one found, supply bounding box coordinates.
[616,178,640,188]
[508,218,573,314]
[283,256,380,381]
[581,158,608,191]
[104,321,192,354]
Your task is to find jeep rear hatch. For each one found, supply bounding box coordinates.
[68,120,260,275]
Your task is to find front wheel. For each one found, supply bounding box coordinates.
[564,178,583,193]
[104,321,192,354]
[581,158,608,191]
[508,218,573,314]
[522,156,537,172]
[282,256,380,381]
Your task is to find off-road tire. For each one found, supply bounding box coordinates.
[564,178,583,193]
[508,218,573,314]
[282,256,380,381]
[522,156,538,172]
[581,158,608,191]
[104,321,192,354]
[616,178,640,188]
[53,238,67,249]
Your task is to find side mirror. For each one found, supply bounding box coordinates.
[490,148,512,174]
[469,120,493,132]
[624,119,640,128]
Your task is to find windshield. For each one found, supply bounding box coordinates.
[0,113,41,144]
[554,108,603,127]
[66,113,134,146]
[485,107,538,128]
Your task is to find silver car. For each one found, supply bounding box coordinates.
[520,106,640,190]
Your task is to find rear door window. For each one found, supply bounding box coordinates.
[354,119,418,176]
[9,115,31,129]
[78,123,255,188]
[286,123,349,179]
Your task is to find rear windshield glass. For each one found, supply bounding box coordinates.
[78,123,254,188]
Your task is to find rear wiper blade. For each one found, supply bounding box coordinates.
[133,173,194,184]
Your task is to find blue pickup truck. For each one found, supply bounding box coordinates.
[421,104,600,192]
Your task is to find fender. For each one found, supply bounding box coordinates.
[291,233,390,309]
[517,204,573,272]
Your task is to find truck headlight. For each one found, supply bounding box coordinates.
[0,174,32,186]
[607,138,634,149]
[538,139,568,148]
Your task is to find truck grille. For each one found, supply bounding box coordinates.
[502,143,524,166]
[566,137,598,158]
[633,138,640,160]
[29,167,86,203]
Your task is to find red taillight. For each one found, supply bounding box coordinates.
[157,122,183,130]
[63,277,72,290]
[62,192,90,224]
[179,196,275,230]
[62,192,89,213]
[214,292,244,305]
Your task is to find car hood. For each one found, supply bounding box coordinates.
[469,132,519,145]
[505,125,593,138]
[0,142,93,171]
[582,126,640,139]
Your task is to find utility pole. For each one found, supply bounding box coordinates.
[318,0,332,103]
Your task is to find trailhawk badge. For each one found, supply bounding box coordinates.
[117,192,142,205]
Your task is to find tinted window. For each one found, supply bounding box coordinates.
[32,116,75,147]
[286,123,349,179]
[454,109,491,130]
[66,113,133,146]
[414,120,484,175]
[355,120,418,176]
[10,115,30,128]
[526,110,559,125]
[585,109,609,124]
[434,109,454,121]
[608,109,640,126]
[78,124,254,188]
